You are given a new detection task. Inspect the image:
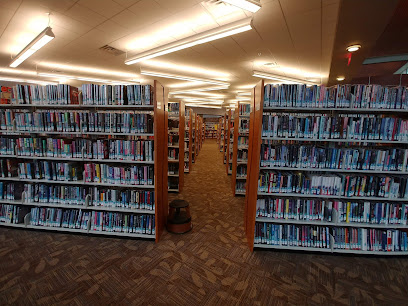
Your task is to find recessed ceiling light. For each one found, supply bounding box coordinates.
[346,44,361,52]
[336,76,345,81]
[221,0,261,13]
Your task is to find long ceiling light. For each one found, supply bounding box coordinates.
[141,70,229,86]
[170,91,226,98]
[10,27,55,68]
[38,73,138,84]
[221,0,261,13]
[0,76,58,85]
[170,86,229,94]
[185,104,222,109]
[125,18,253,65]
[252,70,320,85]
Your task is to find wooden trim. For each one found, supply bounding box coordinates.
[231,103,240,195]
[154,80,167,242]
[244,80,264,251]
[179,101,185,191]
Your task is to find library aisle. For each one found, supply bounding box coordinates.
[0,140,407,304]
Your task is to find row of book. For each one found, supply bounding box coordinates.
[84,163,154,186]
[30,207,90,229]
[263,84,408,109]
[81,84,152,106]
[262,113,408,141]
[0,204,28,224]
[0,159,17,177]
[236,181,246,193]
[255,223,331,249]
[237,150,248,161]
[332,227,407,251]
[3,137,154,162]
[256,198,408,225]
[7,84,79,105]
[239,118,249,131]
[255,223,408,251]
[18,161,81,181]
[1,180,155,211]
[1,110,154,134]
[168,149,178,160]
[0,182,22,200]
[91,188,154,210]
[168,103,179,115]
[90,211,155,235]
[260,144,408,172]
[237,164,247,177]
[239,103,250,115]
[24,183,86,206]
[237,136,249,147]
[258,171,408,199]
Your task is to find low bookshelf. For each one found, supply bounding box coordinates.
[0,81,168,242]
[245,80,408,254]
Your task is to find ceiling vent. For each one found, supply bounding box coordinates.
[99,45,125,56]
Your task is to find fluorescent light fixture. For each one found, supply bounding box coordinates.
[185,104,222,109]
[170,91,226,98]
[252,70,320,85]
[126,18,253,65]
[172,95,223,102]
[141,70,229,86]
[170,86,229,94]
[10,27,55,68]
[236,96,251,101]
[346,44,361,52]
[236,92,251,96]
[221,0,261,13]
[336,76,345,81]
[38,72,136,84]
[0,76,58,85]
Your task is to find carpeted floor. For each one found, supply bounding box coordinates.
[1,139,408,305]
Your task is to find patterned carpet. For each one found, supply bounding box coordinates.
[1,139,408,305]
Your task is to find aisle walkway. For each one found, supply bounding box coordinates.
[1,140,408,304]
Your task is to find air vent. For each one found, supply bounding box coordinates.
[99,45,125,56]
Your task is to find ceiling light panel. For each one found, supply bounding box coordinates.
[38,62,140,79]
[142,60,230,79]
[141,70,230,86]
[252,70,320,85]
[125,18,253,65]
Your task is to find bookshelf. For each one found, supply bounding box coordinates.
[0,81,168,242]
[205,120,217,139]
[168,101,185,193]
[223,112,228,163]
[190,109,195,166]
[218,116,224,152]
[226,109,234,175]
[184,108,193,173]
[231,101,250,196]
[195,115,200,158]
[245,81,408,254]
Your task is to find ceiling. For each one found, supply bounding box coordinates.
[0,0,340,107]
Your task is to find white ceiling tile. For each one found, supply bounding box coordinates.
[154,0,201,14]
[111,0,141,8]
[96,20,131,42]
[0,0,23,11]
[78,0,125,18]
[34,0,78,13]
[109,9,142,30]
[50,11,93,36]
[64,3,107,27]
[127,0,170,26]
